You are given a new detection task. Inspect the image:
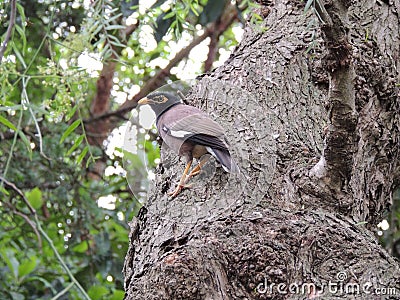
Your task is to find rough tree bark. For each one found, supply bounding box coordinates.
[123,1,400,299]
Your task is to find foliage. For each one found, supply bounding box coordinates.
[0,0,245,299]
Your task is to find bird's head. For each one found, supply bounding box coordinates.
[138,92,181,117]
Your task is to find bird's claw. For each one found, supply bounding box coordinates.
[167,183,193,199]
[167,160,204,198]
[188,169,201,177]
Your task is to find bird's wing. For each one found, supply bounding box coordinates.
[157,104,228,150]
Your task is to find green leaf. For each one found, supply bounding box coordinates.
[26,187,43,210]
[190,3,199,16]
[18,256,37,278]
[18,130,32,157]
[163,10,176,20]
[66,135,85,156]
[26,276,57,294]
[0,249,19,280]
[14,25,27,54]
[88,285,109,300]
[16,3,26,25]
[108,7,120,14]
[0,105,22,111]
[60,119,81,144]
[110,289,125,300]
[0,186,10,196]
[65,105,78,121]
[12,42,27,68]
[72,241,88,253]
[174,21,182,39]
[0,115,17,131]
[76,145,89,165]
[107,13,123,23]
[109,40,127,48]
[105,25,126,30]
[107,35,126,47]
[90,20,102,36]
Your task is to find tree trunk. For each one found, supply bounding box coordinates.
[123,1,400,299]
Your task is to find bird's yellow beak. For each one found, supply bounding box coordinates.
[138,97,150,105]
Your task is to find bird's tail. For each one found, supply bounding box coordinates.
[206,147,240,174]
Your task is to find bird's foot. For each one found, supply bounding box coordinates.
[167,183,193,199]
[185,158,209,182]
[187,169,201,177]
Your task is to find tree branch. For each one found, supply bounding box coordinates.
[0,0,17,62]
[0,176,36,215]
[204,22,219,73]
[85,4,239,124]
[205,3,238,72]
[310,0,357,190]
[13,209,43,250]
[125,22,139,37]
[84,28,211,124]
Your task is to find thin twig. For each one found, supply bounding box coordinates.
[0,176,36,214]
[0,197,43,250]
[50,282,75,300]
[22,77,51,160]
[0,0,17,62]
[0,176,91,300]
[13,210,43,250]
[34,214,90,300]
[1,109,23,189]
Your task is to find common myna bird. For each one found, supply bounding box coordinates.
[138,91,239,198]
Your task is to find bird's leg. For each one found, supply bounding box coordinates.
[184,156,210,183]
[168,160,192,198]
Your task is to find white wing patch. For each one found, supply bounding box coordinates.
[161,124,192,138]
[169,130,193,138]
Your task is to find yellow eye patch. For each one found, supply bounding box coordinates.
[153,95,168,103]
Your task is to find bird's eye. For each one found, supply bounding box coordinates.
[153,95,168,103]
